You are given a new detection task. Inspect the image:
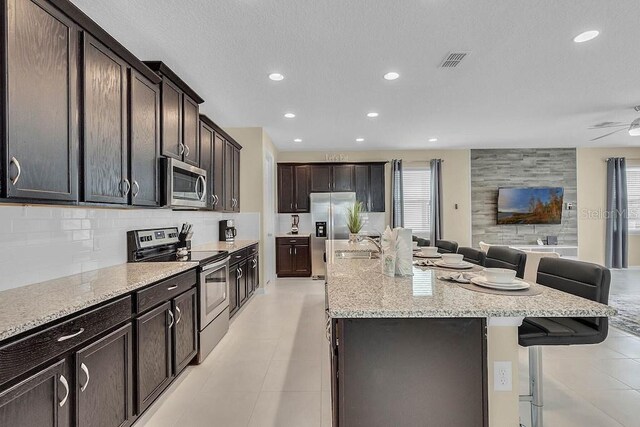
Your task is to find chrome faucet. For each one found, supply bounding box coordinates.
[360,236,383,254]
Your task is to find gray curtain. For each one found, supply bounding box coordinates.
[605,157,628,268]
[430,159,443,245]
[391,159,404,228]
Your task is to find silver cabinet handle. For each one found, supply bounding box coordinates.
[132,180,140,198]
[185,144,190,157]
[238,268,243,279]
[214,194,219,205]
[289,247,292,255]
[80,362,90,392]
[175,306,182,324]
[9,156,21,186]
[168,310,174,328]
[57,328,84,342]
[179,143,185,155]
[167,285,178,291]
[211,194,216,204]
[122,179,131,196]
[253,259,257,268]
[59,374,69,407]
[294,247,297,255]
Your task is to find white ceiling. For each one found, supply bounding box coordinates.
[70,0,640,151]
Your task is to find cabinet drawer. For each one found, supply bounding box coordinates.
[136,269,197,314]
[248,244,258,255]
[0,295,132,387]
[277,237,309,246]
[230,249,248,263]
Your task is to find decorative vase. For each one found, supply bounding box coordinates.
[349,233,359,243]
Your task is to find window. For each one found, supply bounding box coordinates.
[402,165,431,235]
[627,166,640,232]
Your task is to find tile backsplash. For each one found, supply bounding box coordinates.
[0,205,260,291]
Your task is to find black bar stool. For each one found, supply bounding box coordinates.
[435,240,458,254]
[457,247,486,265]
[518,257,611,427]
[484,246,527,278]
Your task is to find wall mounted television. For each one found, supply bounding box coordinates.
[497,187,564,225]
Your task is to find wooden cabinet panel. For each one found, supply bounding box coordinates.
[223,141,234,211]
[293,245,311,275]
[0,359,69,427]
[135,302,172,413]
[332,165,355,192]
[212,134,225,211]
[238,260,248,306]
[182,96,199,166]
[173,288,197,373]
[129,70,160,207]
[369,163,385,212]
[135,270,196,314]
[199,122,214,209]
[159,79,182,160]
[276,242,294,276]
[277,165,294,213]
[354,165,370,211]
[276,238,311,277]
[247,255,259,295]
[5,0,78,201]
[75,324,133,427]
[294,166,310,212]
[229,264,239,317]
[83,35,128,204]
[232,147,240,212]
[310,165,332,192]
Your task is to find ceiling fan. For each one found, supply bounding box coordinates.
[590,106,640,141]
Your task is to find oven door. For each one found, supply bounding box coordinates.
[164,158,207,208]
[199,257,230,329]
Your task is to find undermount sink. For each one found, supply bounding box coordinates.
[334,250,380,260]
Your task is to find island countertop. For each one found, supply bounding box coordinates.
[325,240,617,319]
[0,262,198,342]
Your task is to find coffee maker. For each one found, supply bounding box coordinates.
[291,215,300,234]
[219,219,237,243]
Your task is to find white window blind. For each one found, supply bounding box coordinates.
[627,166,640,232]
[402,165,431,235]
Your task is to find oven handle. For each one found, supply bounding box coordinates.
[200,257,231,272]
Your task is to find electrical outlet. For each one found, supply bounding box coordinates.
[494,361,512,391]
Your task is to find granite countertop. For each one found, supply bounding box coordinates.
[325,240,617,319]
[0,262,198,342]
[276,233,311,238]
[193,239,259,253]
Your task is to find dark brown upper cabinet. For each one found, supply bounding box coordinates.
[143,62,204,167]
[82,35,129,204]
[309,164,354,193]
[354,163,386,212]
[224,141,241,212]
[199,120,214,209]
[129,70,160,207]
[332,164,355,192]
[277,164,310,213]
[3,0,79,202]
[212,133,225,212]
[310,165,332,192]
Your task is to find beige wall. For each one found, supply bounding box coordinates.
[277,150,472,246]
[225,127,280,284]
[576,147,640,266]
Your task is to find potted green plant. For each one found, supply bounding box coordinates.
[346,201,364,243]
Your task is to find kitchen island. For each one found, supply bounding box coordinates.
[325,240,616,427]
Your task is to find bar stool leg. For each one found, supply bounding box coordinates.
[529,346,544,427]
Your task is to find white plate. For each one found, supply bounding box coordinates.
[414,253,442,259]
[434,260,474,269]
[471,276,530,290]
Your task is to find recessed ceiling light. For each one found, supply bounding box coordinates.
[383,72,400,81]
[294,138,302,142]
[573,30,600,43]
[356,138,365,142]
[269,73,284,81]
[428,138,438,142]
[284,112,296,118]
[367,112,379,118]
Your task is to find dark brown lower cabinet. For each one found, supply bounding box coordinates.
[0,359,70,427]
[75,324,133,427]
[229,265,239,317]
[276,237,311,277]
[228,246,259,318]
[247,254,258,297]
[238,260,248,306]
[135,302,172,414]
[331,318,488,427]
[173,288,198,374]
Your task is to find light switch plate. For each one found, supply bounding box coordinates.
[494,361,512,391]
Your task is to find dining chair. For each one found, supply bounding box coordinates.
[412,236,430,247]
[456,247,486,265]
[483,246,527,278]
[435,240,458,254]
[518,257,611,427]
[523,251,560,283]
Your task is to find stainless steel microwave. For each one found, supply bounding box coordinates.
[163,158,207,209]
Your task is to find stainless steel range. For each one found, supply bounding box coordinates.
[127,227,230,363]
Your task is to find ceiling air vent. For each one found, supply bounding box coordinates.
[439,52,470,68]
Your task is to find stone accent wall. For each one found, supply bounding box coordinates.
[471,148,577,248]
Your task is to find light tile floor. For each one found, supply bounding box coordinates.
[136,278,640,427]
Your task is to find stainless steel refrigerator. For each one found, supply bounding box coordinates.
[310,192,356,278]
